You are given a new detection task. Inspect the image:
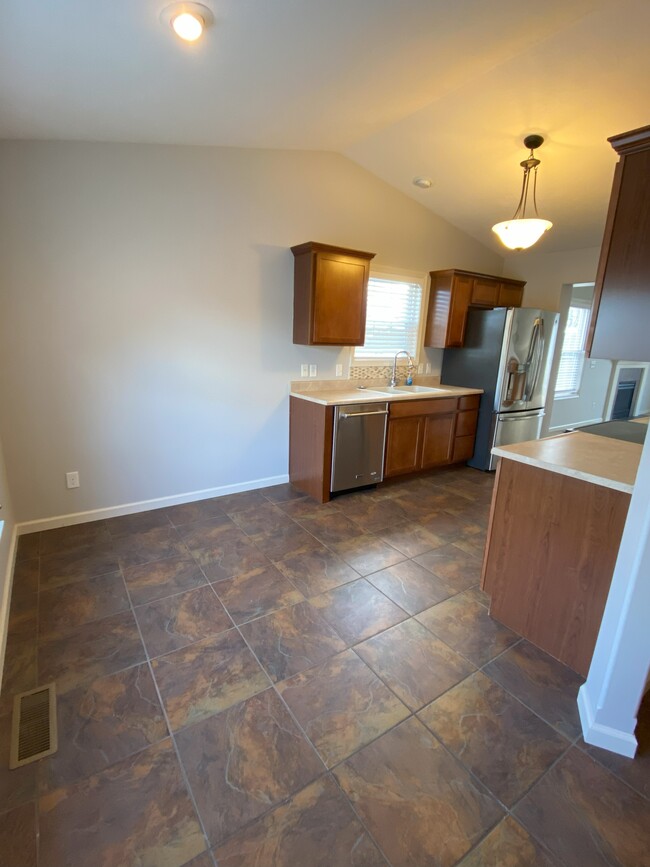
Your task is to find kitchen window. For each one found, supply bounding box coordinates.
[555,300,591,397]
[353,274,424,361]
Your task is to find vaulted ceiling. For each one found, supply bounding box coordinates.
[1,0,648,254]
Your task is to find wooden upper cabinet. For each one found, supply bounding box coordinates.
[425,269,525,349]
[291,242,376,346]
[587,125,650,362]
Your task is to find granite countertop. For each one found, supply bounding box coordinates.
[290,384,483,406]
[492,431,642,494]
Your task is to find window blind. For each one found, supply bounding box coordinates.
[555,303,591,396]
[354,277,423,359]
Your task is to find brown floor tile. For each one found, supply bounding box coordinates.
[0,802,37,867]
[112,525,189,569]
[0,713,37,814]
[40,543,120,590]
[377,521,446,558]
[6,606,38,645]
[417,592,520,666]
[311,578,407,645]
[514,747,650,867]
[38,663,168,792]
[419,671,568,807]
[276,497,342,520]
[414,542,482,593]
[218,490,269,514]
[176,514,240,552]
[15,532,40,562]
[580,690,650,799]
[262,482,309,504]
[250,522,322,562]
[164,497,226,527]
[277,649,409,767]
[151,629,268,731]
[336,498,409,533]
[39,739,205,867]
[106,508,172,538]
[135,585,232,657]
[421,510,483,541]
[213,565,303,624]
[38,610,145,694]
[457,816,558,867]
[367,559,452,615]
[465,584,490,607]
[38,571,129,639]
[333,534,405,576]
[483,640,584,739]
[193,532,272,583]
[212,775,386,867]
[0,637,37,712]
[240,600,346,682]
[40,520,111,555]
[10,559,40,600]
[356,618,475,712]
[177,689,323,846]
[453,534,487,560]
[335,716,503,867]
[231,502,294,536]
[275,545,359,597]
[298,512,363,546]
[184,854,215,867]
[123,555,207,606]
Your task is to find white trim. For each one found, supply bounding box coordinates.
[604,361,650,421]
[16,474,289,535]
[548,417,603,432]
[578,683,637,758]
[0,524,18,696]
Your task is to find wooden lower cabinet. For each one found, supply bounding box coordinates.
[482,459,630,676]
[384,395,479,479]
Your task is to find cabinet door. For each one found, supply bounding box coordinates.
[312,254,369,345]
[498,282,524,307]
[385,416,423,477]
[421,414,455,469]
[446,275,473,346]
[471,278,499,307]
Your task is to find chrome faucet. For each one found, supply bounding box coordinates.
[390,350,415,387]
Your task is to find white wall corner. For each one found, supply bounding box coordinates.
[0,524,18,696]
[578,683,638,757]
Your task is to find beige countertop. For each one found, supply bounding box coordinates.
[492,431,642,494]
[290,384,483,406]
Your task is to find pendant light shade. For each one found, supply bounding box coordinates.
[492,135,552,251]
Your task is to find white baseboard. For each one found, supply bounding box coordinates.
[578,683,638,758]
[16,473,290,535]
[0,524,18,696]
[548,417,603,433]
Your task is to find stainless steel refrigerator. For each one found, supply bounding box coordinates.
[441,307,559,470]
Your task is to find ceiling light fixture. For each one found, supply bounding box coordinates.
[492,134,553,251]
[412,176,433,189]
[161,3,214,43]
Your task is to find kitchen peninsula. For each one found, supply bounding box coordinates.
[482,430,643,676]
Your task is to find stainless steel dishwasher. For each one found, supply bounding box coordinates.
[330,402,388,493]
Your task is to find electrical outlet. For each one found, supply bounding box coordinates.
[309,364,317,377]
[590,360,597,369]
[335,364,343,377]
[300,363,309,377]
[66,471,80,489]
[425,363,432,374]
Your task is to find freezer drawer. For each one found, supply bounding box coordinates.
[331,402,388,493]
[489,411,544,470]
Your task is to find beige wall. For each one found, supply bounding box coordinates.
[505,245,601,310]
[0,431,16,684]
[0,141,503,523]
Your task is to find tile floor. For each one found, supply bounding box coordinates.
[1,466,649,866]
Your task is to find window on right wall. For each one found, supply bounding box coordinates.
[554,300,592,397]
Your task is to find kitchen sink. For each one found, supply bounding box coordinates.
[367,385,448,395]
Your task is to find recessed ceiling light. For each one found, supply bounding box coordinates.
[412,176,433,189]
[161,3,214,43]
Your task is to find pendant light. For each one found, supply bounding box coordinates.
[492,134,553,251]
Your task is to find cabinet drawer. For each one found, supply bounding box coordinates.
[453,434,476,463]
[389,398,458,418]
[458,394,480,411]
[456,409,478,437]
[498,282,524,307]
[471,278,499,307]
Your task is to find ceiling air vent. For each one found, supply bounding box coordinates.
[9,683,58,769]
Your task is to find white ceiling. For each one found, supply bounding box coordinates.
[1,0,648,254]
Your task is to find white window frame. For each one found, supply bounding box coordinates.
[351,269,428,367]
[554,298,592,399]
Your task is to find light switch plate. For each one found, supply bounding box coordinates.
[300,364,309,377]
[309,364,317,377]
[335,364,343,377]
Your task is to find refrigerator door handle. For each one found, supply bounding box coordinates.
[523,318,544,401]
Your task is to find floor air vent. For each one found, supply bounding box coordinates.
[10,683,58,768]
